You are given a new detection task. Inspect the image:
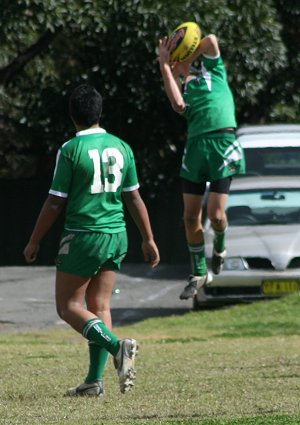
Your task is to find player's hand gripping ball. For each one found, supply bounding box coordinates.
[169,21,201,63]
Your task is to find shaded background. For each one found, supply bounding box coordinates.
[0,177,187,265]
[0,0,299,265]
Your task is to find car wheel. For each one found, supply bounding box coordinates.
[193,286,215,310]
[193,296,203,311]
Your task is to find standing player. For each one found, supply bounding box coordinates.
[158,32,245,300]
[23,84,160,396]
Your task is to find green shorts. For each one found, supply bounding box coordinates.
[180,132,246,183]
[55,230,128,277]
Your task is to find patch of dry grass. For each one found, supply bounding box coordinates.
[0,295,300,424]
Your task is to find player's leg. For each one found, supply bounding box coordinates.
[56,231,137,395]
[207,132,242,274]
[95,232,138,393]
[55,271,119,350]
[55,271,120,397]
[208,177,232,274]
[82,232,137,394]
[64,268,116,396]
[179,179,210,300]
[83,267,116,387]
[85,266,138,394]
[86,266,115,329]
[55,231,121,353]
[57,270,136,395]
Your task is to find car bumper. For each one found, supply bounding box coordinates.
[195,269,300,306]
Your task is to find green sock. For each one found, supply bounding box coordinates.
[213,228,227,253]
[85,341,109,384]
[82,318,120,356]
[188,243,207,276]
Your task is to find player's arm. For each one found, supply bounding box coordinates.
[23,195,67,263]
[158,36,186,113]
[122,189,160,268]
[189,34,220,62]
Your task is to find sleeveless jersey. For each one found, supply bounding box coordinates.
[49,128,139,233]
[181,55,237,138]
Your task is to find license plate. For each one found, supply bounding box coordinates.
[262,279,300,295]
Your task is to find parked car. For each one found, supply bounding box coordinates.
[193,176,300,309]
[237,124,300,176]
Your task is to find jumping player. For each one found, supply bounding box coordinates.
[23,84,160,396]
[158,32,245,300]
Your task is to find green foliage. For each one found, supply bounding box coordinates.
[270,0,300,122]
[0,0,299,192]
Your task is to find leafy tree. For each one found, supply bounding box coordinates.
[0,0,297,197]
[271,0,300,122]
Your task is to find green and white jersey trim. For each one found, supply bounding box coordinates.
[77,128,106,137]
[198,53,220,91]
[180,54,237,137]
[122,184,140,192]
[49,127,140,233]
[49,188,68,197]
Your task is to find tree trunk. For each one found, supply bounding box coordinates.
[0,29,60,85]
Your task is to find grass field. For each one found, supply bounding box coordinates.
[0,294,300,424]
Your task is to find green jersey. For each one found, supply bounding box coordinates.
[49,128,139,233]
[181,55,237,138]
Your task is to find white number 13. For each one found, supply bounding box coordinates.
[88,148,124,193]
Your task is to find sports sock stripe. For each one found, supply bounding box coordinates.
[188,245,205,253]
[82,318,103,339]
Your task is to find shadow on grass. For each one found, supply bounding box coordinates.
[121,263,190,280]
[112,307,191,326]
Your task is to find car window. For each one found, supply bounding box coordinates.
[227,189,300,225]
[244,147,300,176]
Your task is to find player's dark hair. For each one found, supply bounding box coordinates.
[69,84,102,128]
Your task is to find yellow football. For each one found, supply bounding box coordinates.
[169,21,201,62]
